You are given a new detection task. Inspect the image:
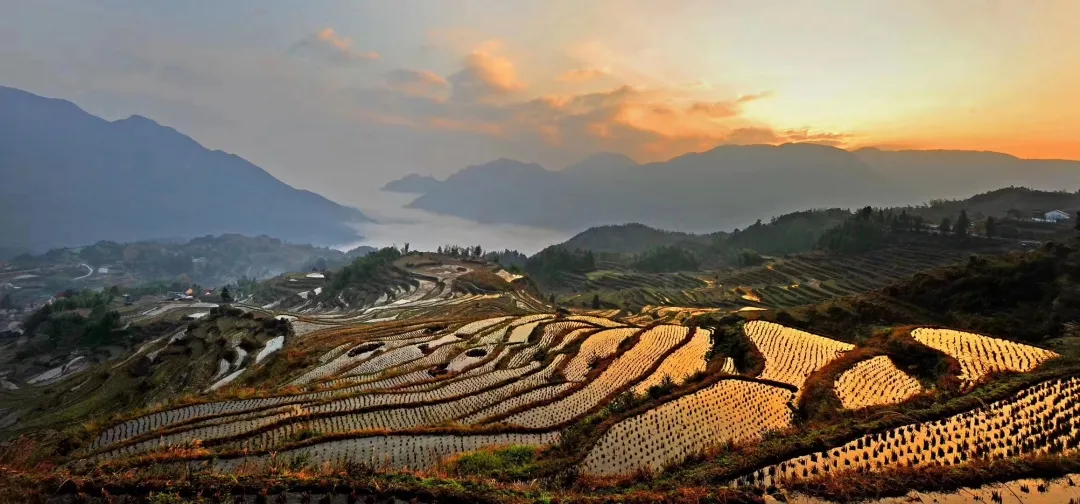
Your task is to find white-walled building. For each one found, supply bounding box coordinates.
[1041,209,1071,223]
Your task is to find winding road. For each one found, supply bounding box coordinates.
[74,263,93,280]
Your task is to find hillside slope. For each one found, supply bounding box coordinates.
[0,86,369,251]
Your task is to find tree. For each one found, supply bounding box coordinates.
[1006,208,1023,220]
[591,294,601,310]
[437,246,443,255]
[939,217,951,235]
[986,216,996,238]
[892,210,912,232]
[955,210,971,236]
[736,249,764,267]
[220,286,233,304]
[473,245,483,257]
[0,294,12,310]
[403,243,410,255]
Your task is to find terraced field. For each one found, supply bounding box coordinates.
[72,310,1067,482]
[736,377,1080,488]
[744,320,854,393]
[563,243,1023,314]
[83,315,695,470]
[834,356,923,410]
[583,378,793,475]
[1,237,1058,504]
[911,328,1059,389]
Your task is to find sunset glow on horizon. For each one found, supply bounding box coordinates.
[3,0,1078,197]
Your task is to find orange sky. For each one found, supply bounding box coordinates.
[5,0,1077,204]
[383,0,1080,162]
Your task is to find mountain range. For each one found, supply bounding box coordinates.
[0,86,370,252]
[390,146,1080,232]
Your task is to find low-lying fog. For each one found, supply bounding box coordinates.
[336,191,572,255]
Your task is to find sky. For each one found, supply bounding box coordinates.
[2,0,1079,223]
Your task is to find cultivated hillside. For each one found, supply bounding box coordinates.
[0,86,370,251]
[2,241,1078,503]
[401,144,1080,232]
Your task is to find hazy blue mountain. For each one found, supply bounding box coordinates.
[381,173,443,194]
[854,147,1080,200]
[0,86,370,251]
[561,152,638,177]
[408,144,1080,232]
[409,144,890,232]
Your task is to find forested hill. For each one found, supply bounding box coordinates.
[558,223,716,255]
[3,234,375,294]
[546,187,1078,262]
[897,186,1080,222]
[0,86,370,251]
[550,209,853,261]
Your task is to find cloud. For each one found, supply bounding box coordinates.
[448,41,524,102]
[724,127,782,144]
[688,91,773,119]
[386,69,448,98]
[353,51,846,162]
[557,67,609,83]
[781,128,849,146]
[290,28,380,64]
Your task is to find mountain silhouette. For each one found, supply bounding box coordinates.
[404,144,1080,232]
[381,173,443,193]
[0,86,370,251]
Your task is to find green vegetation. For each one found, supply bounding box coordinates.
[19,290,125,348]
[525,246,597,282]
[630,245,699,273]
[716,208,852,258]
[448,445,543,479]
[324,247,402,294]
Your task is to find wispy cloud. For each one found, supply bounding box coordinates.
[689,91,774,118]
[386,68,448,98]
[356,62,846,162]
[557,67,610,83]
[448,41,524,102]
[289,28,380,64]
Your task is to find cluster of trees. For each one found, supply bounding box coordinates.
[525,246,597,280]
[713,209,852,259]
[631,245,700,273]
[817,206,978,253]
[323,247,402,297]
[21,290,126,347]
[735,248,766,267]
[937,210,972,237]
[436,244,485,258]
[885,241,1080,343]
[484,249,528,270]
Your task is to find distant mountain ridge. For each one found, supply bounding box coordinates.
[0,86,370,251]
[401,144,1080,232]
[381,173,443,193]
